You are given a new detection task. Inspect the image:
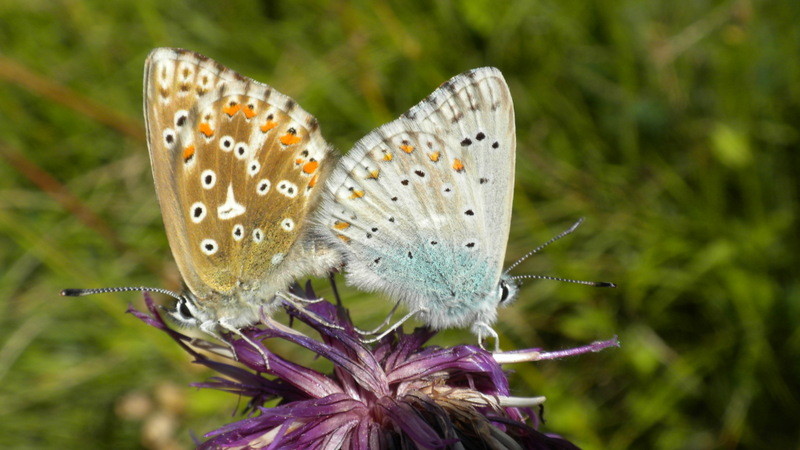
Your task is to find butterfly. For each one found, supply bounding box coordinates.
[64,48,340,347]
[314,67,521,347]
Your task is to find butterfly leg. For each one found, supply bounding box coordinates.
[217,319,271,371]
[328,273,342,306]
[361,307,427,344]
[354,299,402,336]
[276,292,345,331]
[280,290,327,305]
[198,321,238,358]
[475,322,501,353]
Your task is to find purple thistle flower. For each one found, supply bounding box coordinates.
[129,283,618,449]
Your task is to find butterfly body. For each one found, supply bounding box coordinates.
[316,68,519,337]
[144,48,340,330]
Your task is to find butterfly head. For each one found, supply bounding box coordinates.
[497,275,520,308]
[467,274,519,334]
[166,294,210,328]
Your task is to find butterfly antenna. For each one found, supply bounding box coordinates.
[61,286,184,300]
[511,274,616,288]
[504,218,585,274]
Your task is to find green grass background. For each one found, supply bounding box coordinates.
[1,0,798,448]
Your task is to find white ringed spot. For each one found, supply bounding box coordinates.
[253,228,264,243]
[163,128,177,148]
[174,110,189,128]
[197,70,213,91]
[219,136,234,152]
[189,202,206,223]
[201,169,216,189]
[200,239,218,255]
[232,224,244,241]
[256,179,271,195]
[277,180,298,198]
[156,60,173,87]
[248,161,261,176]
[234,142,248,160]
[176,62,195,82]
[280,218,295,232]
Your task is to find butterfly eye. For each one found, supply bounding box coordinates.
[498,281,511,304]
[167,298,199,327]
[178,299,193,319]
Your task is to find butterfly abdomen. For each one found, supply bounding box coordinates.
[344,238,498,328]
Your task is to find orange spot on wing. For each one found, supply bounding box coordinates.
[223,104,241,116]
[428,152,440,162]
[198,123,214,137]
[260,120,278,133]
[452,159,465,172]
[349,190,365,199]
[383,152,394,161]
[367,169,380,179]
[242,106,256,119]
[182,145,195,162]
[399,144,414,154]
[308,173,319,188]
[295,158,305,165]
[280,133,302,146]
[302,160,319,174]
[337,234,351,243]
[333,221,351,230]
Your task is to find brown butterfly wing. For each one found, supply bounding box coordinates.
[144,48,336,307]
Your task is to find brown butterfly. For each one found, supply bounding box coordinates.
[64,48,340,348]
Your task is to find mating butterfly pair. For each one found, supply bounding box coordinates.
[65,48,607,350]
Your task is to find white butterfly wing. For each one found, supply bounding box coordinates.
[317,67,515,329]
[406,67,516,278]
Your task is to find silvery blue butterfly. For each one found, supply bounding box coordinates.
[64,48,341,348]
[315,67,520,345]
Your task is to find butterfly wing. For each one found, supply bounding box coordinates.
[144,48,337,310]
[407,67,516,276]
[317,67,515,329]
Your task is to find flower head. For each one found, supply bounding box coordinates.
[130,283,618,449]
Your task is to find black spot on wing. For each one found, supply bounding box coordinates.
[307,117,319,132]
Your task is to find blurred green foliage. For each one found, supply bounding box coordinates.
[0,0,798,448]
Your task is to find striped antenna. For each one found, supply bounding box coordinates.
[61,286,183,300]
